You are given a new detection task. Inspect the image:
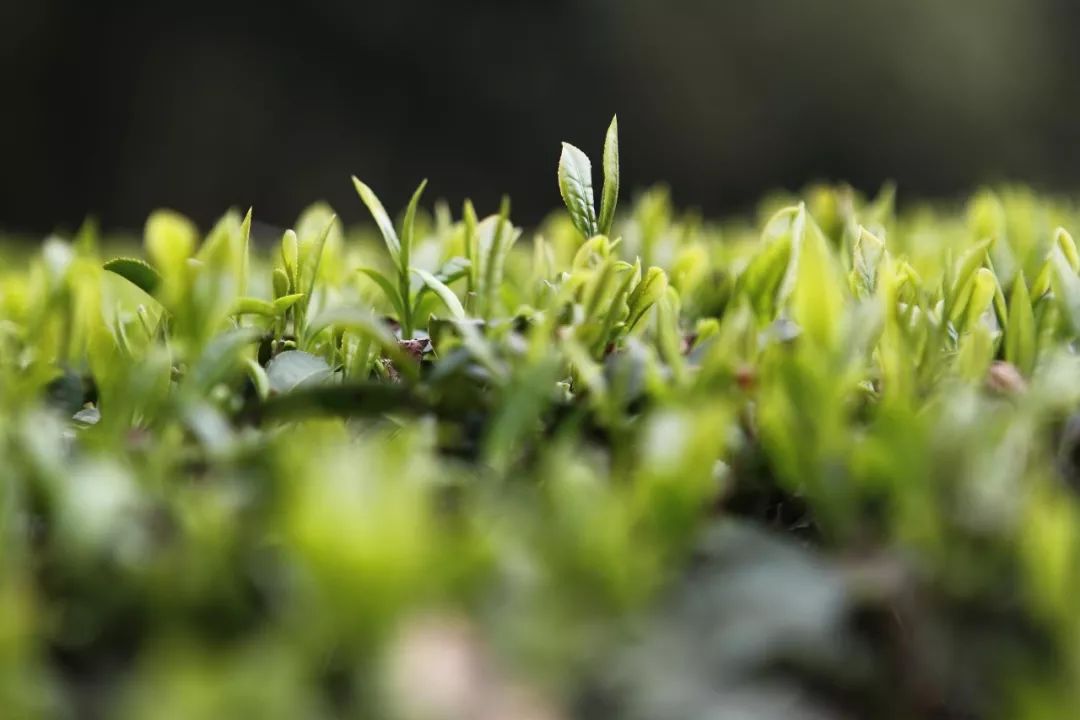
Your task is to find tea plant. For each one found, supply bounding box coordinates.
[3,119,1080,719]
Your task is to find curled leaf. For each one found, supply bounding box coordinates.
[103,257,161,296]
[412,268,466,320]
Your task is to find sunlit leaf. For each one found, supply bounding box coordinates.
[352,176,402,262]
[558,141,598,239]
[145,209,197,275]
[598,115,620,237]
[400,179,428,276]
[789,205,845,348]
[412,268,466,320]
[1006,273,1036,375]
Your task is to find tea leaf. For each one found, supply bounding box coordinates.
[412,268,466,320]
[272,293,306,315]
[359,267,407,321]
[145,209,197,275]
[1051,246,1080,333]
[851,226,885,297]
[789,206,845,348]
[434,256,471,285]
[400,179,428,276]
[103,257,161,296]
[301,215,336,309]
[352,176,402,262]
[243,357,270,400]
[281,229,299,290]
[231,297,275,317]
[558,141,598,239]
[1057,227,1080,273]
[627,266,668,331]
[463,198,479,294]
[186,327,263,393]
[266,350,333,394]
[272,267,290,298]
[1006,274,1036,375]
[961,267,997,333]
[598,115,620,237]
[239,207,252,295]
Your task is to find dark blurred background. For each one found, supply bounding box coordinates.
[3,0,1080,234]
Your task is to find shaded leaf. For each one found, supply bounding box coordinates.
[260,381,428,421]
[186,327,263,393]
[265,350,333,394]
[359,267,407,321]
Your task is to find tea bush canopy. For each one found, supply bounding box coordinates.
[4,120,1080,718]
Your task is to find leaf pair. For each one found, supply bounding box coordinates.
[278,215,336,331]
[353,178,433,337]
[558,116,620,240]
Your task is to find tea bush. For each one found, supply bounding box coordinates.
[3,119,1080,718]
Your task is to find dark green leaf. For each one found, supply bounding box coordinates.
[104,257,162,296]
[259,381,427,421]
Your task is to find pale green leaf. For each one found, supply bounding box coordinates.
[598,115,620,237]
[352,176,402,262]
[273,293,306,315]
[789,206,845,348]
[301,215,336,309]
[1006,273,1036,375]
[231,297,276,317]
[627,266,668,331]
[281,230,299,291]
[266,350,334,394]
[145,209,197,275]
[359,267,407,321]
[558,142,598,239]
[1050,246,1080,334]
[412,267,466,320]
[400,179,428,275]
[1057,227,1080,273]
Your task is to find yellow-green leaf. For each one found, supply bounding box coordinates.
[1006,274,1036,375]
[598,115,620,237]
